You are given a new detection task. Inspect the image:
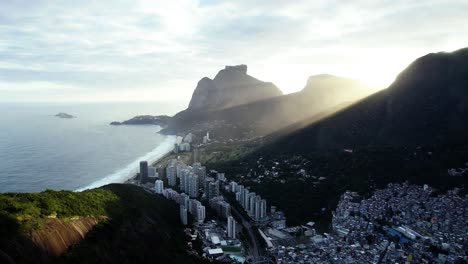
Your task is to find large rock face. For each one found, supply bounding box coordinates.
[188,65,282,111]
[30,217,104,257]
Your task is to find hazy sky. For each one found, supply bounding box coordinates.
[1,0,467,103]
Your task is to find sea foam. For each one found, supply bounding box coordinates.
[75,135,176,191]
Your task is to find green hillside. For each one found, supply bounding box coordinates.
[0,184,209,264]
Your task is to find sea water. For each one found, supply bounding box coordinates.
[0,101,184,192]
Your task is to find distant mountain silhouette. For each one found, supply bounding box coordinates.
[188,64,282,111]
[163,73,371,138]
[265,47,468,152]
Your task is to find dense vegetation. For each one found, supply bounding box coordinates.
[0,187,120,233]
[0,184,210,264]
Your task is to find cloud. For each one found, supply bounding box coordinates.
[0,0,467,102]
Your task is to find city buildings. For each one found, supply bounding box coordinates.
[154,180,164,194]
[197,205,206,224]
[206,180,220,201]
[188,174,199,198]
[254,199,267,221]
[193,163,206,186]
[179,193,189,209]
[227,216,236,239]
[229,182,238,193]
[166,165,177,187]
[139,161,148,184]
[156,165,165,178]
[209,197,231,218]
[216,173,226,182]
[180,205,188,225]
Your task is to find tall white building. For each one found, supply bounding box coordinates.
[166,165,177,187]
[197,205,206,224]
[180,169,191,192]
[229,182,238,193]
[180,205,188,225]
[154,180,164,194]
[247,192,257,214]
[227,216,236,239]
[179,193,189,208]
[235,191,242,201]
[188,174,199,198]
[254,199,267,221]
[189,199,201,215]
[242,189,250,209]
[193,163,206,186]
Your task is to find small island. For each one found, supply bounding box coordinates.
[55,112,75,119]
[110,115,171,127]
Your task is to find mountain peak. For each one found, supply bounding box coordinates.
[224,64,248,74]
[305,74,342,85]
[389,47,468,92]
[188,65,281,111]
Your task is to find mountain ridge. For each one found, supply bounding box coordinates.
[162,72,372,139]
[0,184,209,264]
[260,47,468,152]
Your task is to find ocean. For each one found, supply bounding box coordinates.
[0,101,185,193]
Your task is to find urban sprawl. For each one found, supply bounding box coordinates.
[130,133,467,264]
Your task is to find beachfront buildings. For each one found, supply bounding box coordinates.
[139,161,148,184]
[154,180,164,194]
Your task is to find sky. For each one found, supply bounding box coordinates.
[0,0,467,103]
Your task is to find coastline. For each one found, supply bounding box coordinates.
[123,150,173,184]
[75,135,176,192]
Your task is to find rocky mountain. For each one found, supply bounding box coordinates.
[0,184,209,264]
[162,74,372,139]
[188,64,282,111]
[264,47,468,152]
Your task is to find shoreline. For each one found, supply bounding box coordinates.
[124,150,174,184]
[76,135,176,191]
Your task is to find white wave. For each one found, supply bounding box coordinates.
[75,135,176,192]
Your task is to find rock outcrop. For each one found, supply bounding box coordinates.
[29,217,105,257]
[55,113,75,119]
[188,65,282,111]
